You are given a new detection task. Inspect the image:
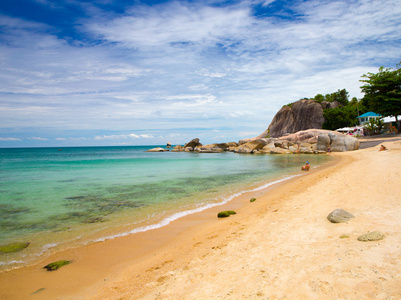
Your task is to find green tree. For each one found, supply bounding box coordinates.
[314,94,324,103]
[322,105,359,130]
[363,118,384,135]
[324,89,349,106]
[360,63,401,133]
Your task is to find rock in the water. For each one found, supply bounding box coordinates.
[43,260,71,271]
[327,209,355,223]
[0,242,30,254]
[357,231,384,242]
[184,138,202,149]
[146,147,168,152]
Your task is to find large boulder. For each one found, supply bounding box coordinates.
[261,100,339,138]
[234,139,271,153]
[274,129,359,152]
[184,138,202,149]
[329,133,360,152]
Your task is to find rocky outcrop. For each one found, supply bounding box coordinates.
[258,100,339,138]
[150,129,359,155]
[279,129,360,152]
[184,138,202,150]
[234,139,272,153]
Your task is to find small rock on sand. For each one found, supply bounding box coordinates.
[357,231,384,242]
[327,209,355,223]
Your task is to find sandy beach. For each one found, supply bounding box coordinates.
[1,136,401,299]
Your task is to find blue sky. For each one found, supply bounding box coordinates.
[0,0,400,147]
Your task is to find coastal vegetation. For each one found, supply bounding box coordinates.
[360,63,401,133]
[282,62,401,133]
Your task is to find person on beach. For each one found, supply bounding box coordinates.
[379,145,387,151]
[327,145,331,154]
[301,161,310,171]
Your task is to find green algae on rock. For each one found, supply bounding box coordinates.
[217,211,237,218]
[0,242,30,254]
[357,231,384,242]
[43,260,71,271]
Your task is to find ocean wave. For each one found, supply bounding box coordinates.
[91,173,304,243]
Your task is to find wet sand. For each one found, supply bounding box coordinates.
[1,136,401,299]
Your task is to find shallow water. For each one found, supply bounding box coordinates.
[0,146,332,269]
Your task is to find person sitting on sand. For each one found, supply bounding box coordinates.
[379,145,387,151]
[301,161,310,171]
[327,145,331,154]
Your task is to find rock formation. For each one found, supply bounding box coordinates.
[184,138,202,150]
[258,99,339,138]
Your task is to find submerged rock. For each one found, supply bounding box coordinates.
[357,231,384,242]
[327,209,355,223]
[43,260,71,271]
[0,242,30,254]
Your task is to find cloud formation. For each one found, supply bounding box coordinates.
[0,0,400,147]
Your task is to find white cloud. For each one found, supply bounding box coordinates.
[28,137,49,141]
[0,0,400,146]
[0,137,22,141]
[94,133,154,140]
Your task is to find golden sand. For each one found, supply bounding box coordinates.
[1,137,401,299]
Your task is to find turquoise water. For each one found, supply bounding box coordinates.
[0,146,332,269]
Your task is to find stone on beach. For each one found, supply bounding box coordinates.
[43,260,72,271]
[217,211,237,218]
[357,231,384,242]
[327,209,355,223]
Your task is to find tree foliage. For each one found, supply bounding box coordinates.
[363,117,384,136]
[322,105,360,130]
[360,63,401,132]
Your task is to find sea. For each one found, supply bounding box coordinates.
[0,146,333,270]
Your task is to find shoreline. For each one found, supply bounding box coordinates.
[0,154,338,299]
[2,137,401,299]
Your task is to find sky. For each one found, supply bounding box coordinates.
[0,0,400,147]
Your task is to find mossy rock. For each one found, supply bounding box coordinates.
[0,242,30,254]
[357,231,384,242]
[43,260,71,271]
[217,211,237,218]
[250,198,256,203]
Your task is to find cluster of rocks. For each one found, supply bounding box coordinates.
[147,129,360,154]
[327,208,384,242]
